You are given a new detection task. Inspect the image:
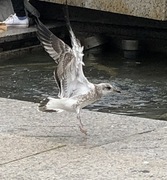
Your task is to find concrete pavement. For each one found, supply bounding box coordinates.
[0,97,167,179]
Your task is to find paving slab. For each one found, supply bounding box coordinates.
[0,97,167,179]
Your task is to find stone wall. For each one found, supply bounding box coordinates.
[1,0,167,21]
[39,0,167,21]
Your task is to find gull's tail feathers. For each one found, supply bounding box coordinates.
[38,97,77,113]
[38,97,64,113]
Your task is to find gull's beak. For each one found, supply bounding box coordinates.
[113,86,121,93]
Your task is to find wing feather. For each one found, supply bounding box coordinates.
[36,18,93,98]
[36,18,71,63]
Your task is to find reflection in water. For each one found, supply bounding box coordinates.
[0,48,167,120]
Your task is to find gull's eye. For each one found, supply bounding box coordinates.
[106,86,111,90]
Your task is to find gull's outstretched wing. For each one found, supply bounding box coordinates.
[64,1,83,54]
[36,18,71,64]
[36,18,93,98]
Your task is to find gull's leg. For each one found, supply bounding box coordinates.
[77,112,87,135]
[77,113,84,127]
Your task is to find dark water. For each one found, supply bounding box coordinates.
[0,48,167,120]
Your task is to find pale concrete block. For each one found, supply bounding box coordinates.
[39,0,167,20]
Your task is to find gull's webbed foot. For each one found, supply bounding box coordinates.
[79,125,87,135]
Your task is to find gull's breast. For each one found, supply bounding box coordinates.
[74,89,102,109]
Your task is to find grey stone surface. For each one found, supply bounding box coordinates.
[0,23,62,43]
[0,97,167,179]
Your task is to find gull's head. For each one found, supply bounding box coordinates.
[98,83,121,96]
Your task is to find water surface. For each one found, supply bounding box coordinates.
[0,48,167,120]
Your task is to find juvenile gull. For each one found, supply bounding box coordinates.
[36,14,120,135]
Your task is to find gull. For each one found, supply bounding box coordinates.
[36,10,120,135]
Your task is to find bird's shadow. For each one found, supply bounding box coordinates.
[8,124,111,148]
